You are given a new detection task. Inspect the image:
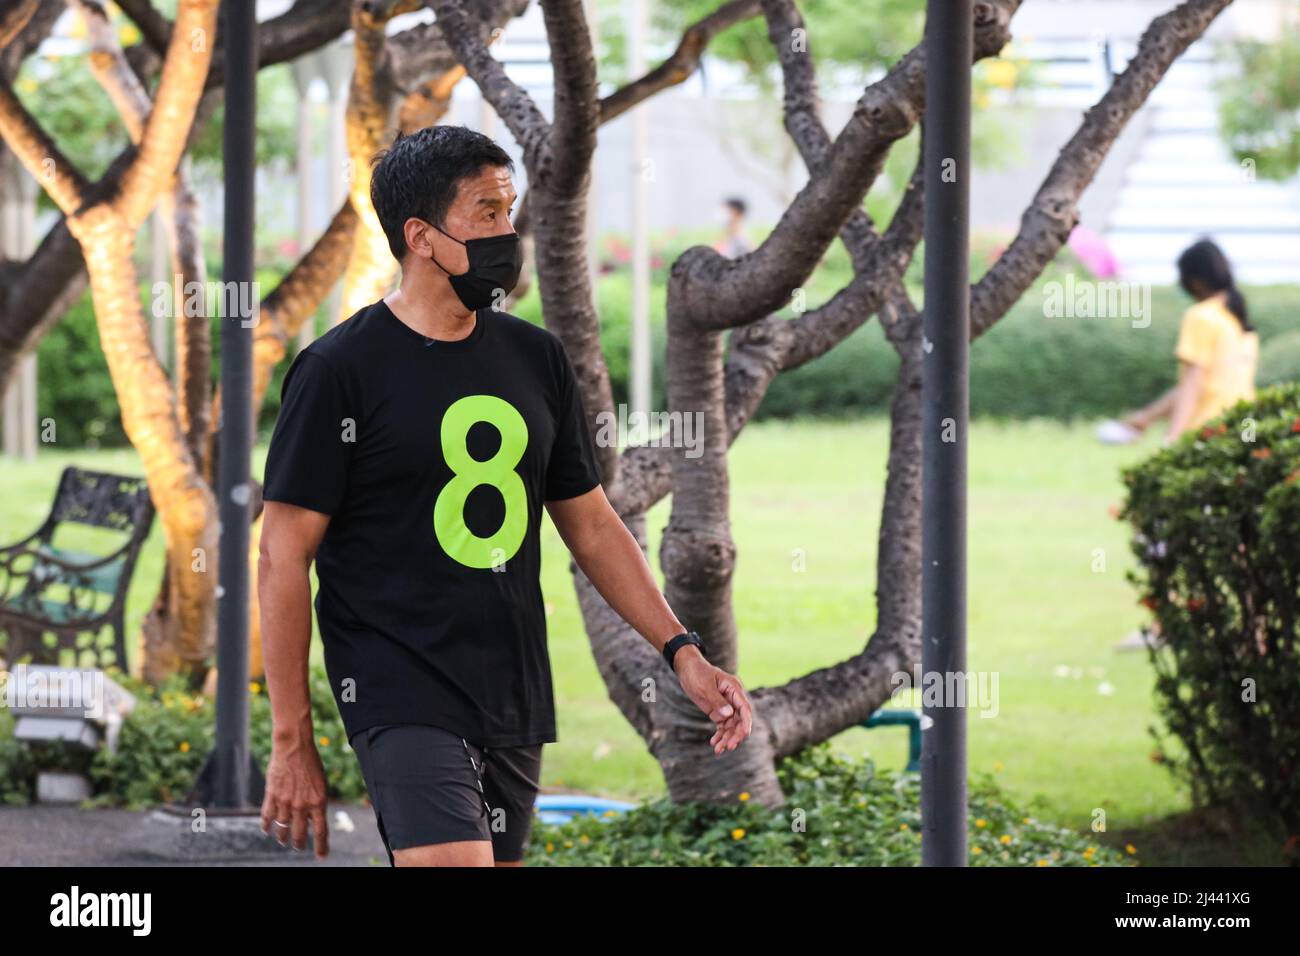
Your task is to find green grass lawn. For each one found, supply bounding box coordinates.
[0,419,1242,861]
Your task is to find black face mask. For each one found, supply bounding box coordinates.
[429,222,523,312]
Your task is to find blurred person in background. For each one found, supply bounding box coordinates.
[1112,238,1257,652]
[1120,238,1258,445]
[712,196,752,258]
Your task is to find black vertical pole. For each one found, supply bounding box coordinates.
[921,0,971,866]
[199,0,258,809]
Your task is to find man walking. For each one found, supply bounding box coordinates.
[257,125,752,867]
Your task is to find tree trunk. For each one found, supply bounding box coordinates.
[70,209,220,685]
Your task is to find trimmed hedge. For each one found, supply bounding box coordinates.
[30,257,1300,447]
[1120,382,1300,835]
[758,284,1300,421]
[1259,329,1300,388]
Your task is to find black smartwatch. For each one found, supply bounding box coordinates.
[662,630,703,672]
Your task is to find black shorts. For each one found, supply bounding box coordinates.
[349,723,543,865]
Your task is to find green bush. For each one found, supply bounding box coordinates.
[1259,329,1300,388]
[0,663,365,807]
[1120,382,1300,836]
[36,292,126,449]
[0,707,37,805]
[525,742,1133,867]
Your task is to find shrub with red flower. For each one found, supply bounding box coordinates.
[1120,382,1300,840]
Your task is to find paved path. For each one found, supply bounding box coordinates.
[0,801,389,866]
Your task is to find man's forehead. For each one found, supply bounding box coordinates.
[460,167,516,200]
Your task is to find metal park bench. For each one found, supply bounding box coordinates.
[863,707,923,772]
[0,467,155,671]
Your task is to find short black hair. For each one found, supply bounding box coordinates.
[724,196,747,216]
[369,125,516,262]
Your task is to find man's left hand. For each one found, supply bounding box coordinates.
[674,651,753,755]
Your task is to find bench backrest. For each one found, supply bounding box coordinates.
[46,468,154,537]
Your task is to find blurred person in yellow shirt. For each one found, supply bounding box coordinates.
[1122,238,1257,444]
[1112,239,1257,653]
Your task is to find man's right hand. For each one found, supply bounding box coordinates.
[261,730,330,859]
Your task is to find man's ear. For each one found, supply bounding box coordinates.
[403,217,433,260]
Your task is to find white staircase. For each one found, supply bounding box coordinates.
[1101,40,1300,285]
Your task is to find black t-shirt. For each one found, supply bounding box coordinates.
[261,298,602,747]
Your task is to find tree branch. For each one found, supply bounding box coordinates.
[78,0,152,142]
[0,0,37,49]
[971,0,1233,338]
[536,0,597,195]
[430,0,550,165]
[600,0,760,125]
[115,0,218,228]
[671,0,1016,332]
[0,80,91,213]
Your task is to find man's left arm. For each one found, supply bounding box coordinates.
[545,486,753,755]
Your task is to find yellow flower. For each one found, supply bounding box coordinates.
[1023,817,1032,824]
[986,59,1018,90]
[999,834,1012,845]
[179,741,190,753]
[899,823,909,831]
[1037,859,1049,867]
[1125,844,1137,855]
[117,22,141,46]
[731,828,745,840]
[249,681,261,695]
[1083,847,1095,859]
[738,791,750,802]
[971,846,983,855]
[579,834,589,844]
[546,842,554,853]
[974,819,986,828]
[564,840,573,848]
[603,809,617,817]
[319,736,330,747]
[993,761,1004,772]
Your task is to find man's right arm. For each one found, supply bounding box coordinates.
[258,500,330,746]
[258,500,336,857]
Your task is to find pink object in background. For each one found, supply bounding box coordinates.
[1068,224,1120,278]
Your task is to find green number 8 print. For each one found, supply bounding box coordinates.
[434,394,529,568]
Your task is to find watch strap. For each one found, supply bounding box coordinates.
[663,631,703,672]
